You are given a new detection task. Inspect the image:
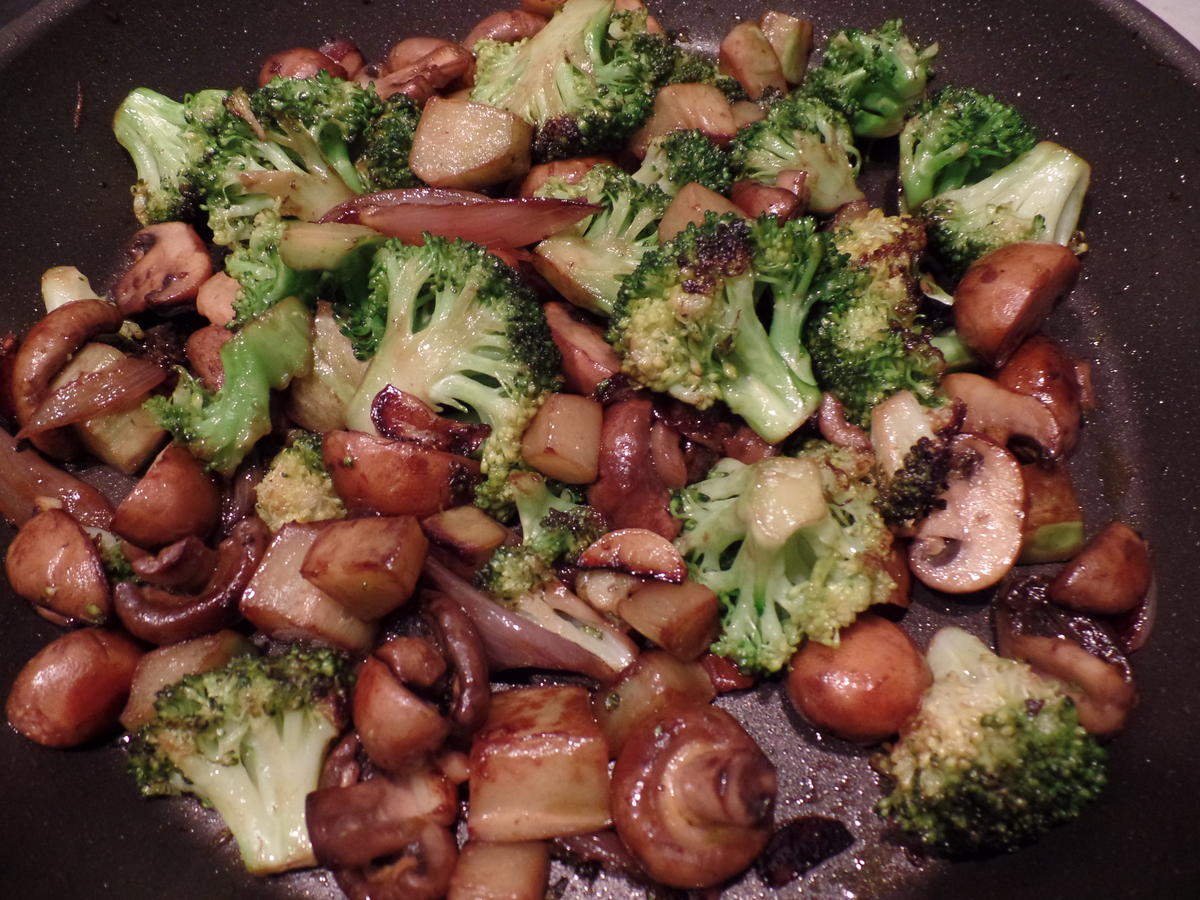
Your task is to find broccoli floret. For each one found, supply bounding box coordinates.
[730,92,864,214]
[899,86,1036,212]
[477,470,607,602]
[353,93,424,191]
[868,389,963,528]
[470,0,674,160]
[919,141,1091,281]
[223,211,322,327]
[611,214,826,444]
[342,237,560,515]
[633,129,733,197]
[804,19,937,139]
[112,88,213,225]
[674,442,895,673]
[255,431,346,531]
[126,645,352,875]
[534,164,669,315]
[666,47,748,102]
[876,627,1107,857]
[147,296,312,475]
[806,208,944,426]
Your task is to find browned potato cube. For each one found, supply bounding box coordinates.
[469,685,611,841]
[410,97,533,190]
[630,84,737,157]
[759,11,814,85]
[448,841,550,900]
[521,393,602,484]
[300,516,428,620]
[719,22,787,99]
[422,505,509,569]
[658,183,746,242]
[619,579,719,661]
[241,523,377,654]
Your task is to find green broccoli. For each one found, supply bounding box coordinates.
[666,47,748,102]
[254,431,346,531]
[147,295,312,475]
[353,93,424,191]
[730,92,864,214]
[610,213,826,445]
[919,140,1091,281]
[112,87,216,225]
[534,163,669,316]
[876,627,1107,857]
[469,0,674,160]
[804,19,937,139]
[477,470,607,603]
[899,85,1037,212]
[341,236,560,515]
[223,212,322,327]
[633,129,733,197]
[126,645,353,875]
[805,208,945,426]
[673,442,896,673]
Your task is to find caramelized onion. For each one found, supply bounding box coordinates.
[16,357,164,439]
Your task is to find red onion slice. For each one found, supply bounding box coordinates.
[16,357,165,439]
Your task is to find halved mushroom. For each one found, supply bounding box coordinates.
[1048,521,1152,615]
[111,222,213,317]
[908,434,1025,593]
[354,642,451,772]
[542,302,620,394]
[996,334,1085,459]
[994,574,1137,736]
[719,22,788,100]
[318,38,365,80]
[953,241,1080,367]
[258,47,347,86]
[577,528,687,582]
[4,508,111,625]
[612,704,777,888]
[464,9,548,49]
[942,371,1064,459]
[112,443,221,548]
[730,179,800,220]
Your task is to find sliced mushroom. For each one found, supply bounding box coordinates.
[953,241,1080,367]
[1048,521,1152,615]
[258,47,347,86]
[994,574,1137,736]
[130,535,218,593]
[354,641,451,772]
[112,443,221,548]
[1018,462,1085,564]
[333,822,457,900]
[4,508,110,625]
[10,298,123,458]
[942,371,1064,459]
[908,434,1025,593]
[542,301,620,395]
[612,704,777,888]
[112,222,213,317]
[185,324,233,392]
[996,334,1084,459]
[577,528,687,582]
[0,425,114,528]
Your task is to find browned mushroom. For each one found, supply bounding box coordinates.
[577,528,687,582]
[112,443,221,548]
[908,434,1025,593]
[318,38,365,80]
[333,822,458,900]
[593,651,716,756]
[4,508,111,625]
[996,334,1085,458]
[611,703,777,888]
[0,425,114,528]
[377,40,473,100]
[354,639,451,772]
[542,301,620,394]
[464,9,548,50]
[786,614,930,743]
[113,516,269,645]
[942,371,1064,460]
[424,591,491,738]
[10,298,122,458]
[953,241,1080,367]
[6,627,143,747]
[1018,461,1085,564]
[994,574,1137,736]
[258,47,347,86]
[185,324,234,392]
[1048,521,1152,615]
[731,179,801,220]
[130,535,218,593]
[111,222,213,317]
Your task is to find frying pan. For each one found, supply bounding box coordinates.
[1,1,1198,897]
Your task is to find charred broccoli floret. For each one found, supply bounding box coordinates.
[341,236,561,515]
[804,18,937,139]
[673,442,895,673]
[806,208,945,426]
[877,627,1107,857]
[899,85,1036,212]
[126,645,353,875]
[254,431,346,531]
[633,129,733,197]
[470,0,674,160]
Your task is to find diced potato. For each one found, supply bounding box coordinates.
[592,651,716,756]
[719,22,787,99]
[619,579,719,661]
[759,11,814,85]
[521,393,602,484]
[449,841,550,900]
[469,685,611,841]
[50,343,165,473]
[630,84,737,157]
[241,523,377,654]
[119,631,253,730]
[300,516,428,620]
[532,237,633,315]
[422,505,509,569]
[658,182,746,242]
[410,97,533,190]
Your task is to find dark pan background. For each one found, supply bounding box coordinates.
[1,1,1198,897]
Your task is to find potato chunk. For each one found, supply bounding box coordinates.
[410,97,533,189]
